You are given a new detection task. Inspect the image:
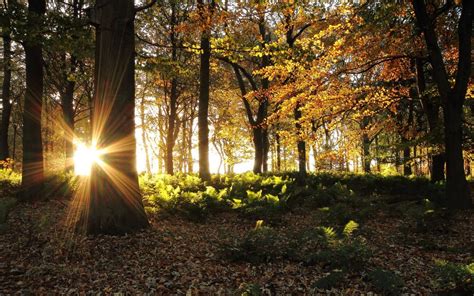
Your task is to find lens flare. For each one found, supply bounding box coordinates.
[73,142,103,176]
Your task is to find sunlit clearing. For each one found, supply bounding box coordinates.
[74,143,102,176]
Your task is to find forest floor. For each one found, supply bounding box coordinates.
[0,196,472,295]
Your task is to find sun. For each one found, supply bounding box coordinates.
[73,142,103,176]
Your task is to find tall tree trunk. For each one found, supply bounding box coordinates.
[0,31,12,161]
[444,97,470,207]
[21,0,46,201]
[85,0,149,234]
[413,0,472,208]
[197,0,212,181]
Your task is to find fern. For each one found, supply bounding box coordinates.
[343,220,359,237]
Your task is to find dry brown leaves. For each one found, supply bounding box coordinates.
[0,200,472,295]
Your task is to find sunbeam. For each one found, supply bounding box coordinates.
[73,142,104,176]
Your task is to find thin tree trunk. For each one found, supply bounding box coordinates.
[276,132,281,171]
[165,4,178,175]
[140,96,151,174]
[12,123,17,163]
[403,100,414,176]
[21,0,46,201]
[166,78,178,174]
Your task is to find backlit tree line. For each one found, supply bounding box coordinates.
[0,0,472,233]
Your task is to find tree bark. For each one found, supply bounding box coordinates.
[0,31,12,161]
[20,0,46,201]
[85,0,149,234]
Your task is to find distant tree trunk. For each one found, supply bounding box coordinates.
[262,128,269,173]
[85,0,149,235]
[362,134,371,173]
[413,0,472,208]
[197,0,212,181]
[0,31,12,161]
[187,117,194,173]
[295,103,306,179]
[12,123,17,163]
[275,132,281,171]
[360,117,371,173]
[20,0,46,201]
[166,78,178,174]
[415,58,445,182]
[312,144,318,171]
[284,14,307,177]
[403,145,412,176]
[140,96,151,174]
[403,100,414,176]
[61,1,81,172]
[165,4,178,175]
[61,57,76,172]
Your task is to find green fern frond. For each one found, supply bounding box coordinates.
[343,220,359,237]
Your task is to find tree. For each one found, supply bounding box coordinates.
[197,0,213,181]
[20,0,46,201]
[83,0,150,234]
[0,11,12,162]
[413,0,472,208]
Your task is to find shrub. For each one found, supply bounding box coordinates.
[314,237,371,270]
[322,199,376,226]
[433,260,474,293]
[0,197,16,224]
[0,168,21,197]
[43,172,78,199]
[235,283,262,296]
[312,270,346,290]
[219,226,286,264]
[367,268,404,295]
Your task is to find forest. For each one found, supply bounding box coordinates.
[0,0,473,294]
